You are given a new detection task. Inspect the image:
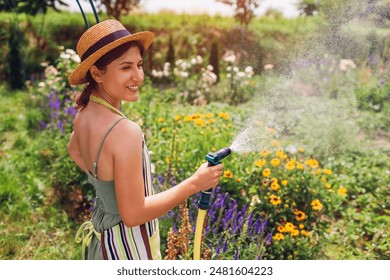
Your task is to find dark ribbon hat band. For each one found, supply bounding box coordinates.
[81,29,131,61]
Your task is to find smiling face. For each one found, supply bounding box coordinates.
[98,46,144,103]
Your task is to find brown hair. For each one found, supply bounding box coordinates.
[75,41,145,107]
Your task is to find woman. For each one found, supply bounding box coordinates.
[67,20,223,260]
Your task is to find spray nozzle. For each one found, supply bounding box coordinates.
[206,147,232,166]
[198,147,232,210]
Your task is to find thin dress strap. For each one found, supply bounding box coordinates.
[93,117,127,178]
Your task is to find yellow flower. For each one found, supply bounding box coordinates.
[260,150,270,158]
[165,157,171,163]
[269,195,281,205]
[158,117,164,123]
[276,150,287,160]
[218,112,225,118]
[161,127,166,132]
[325,183,331,189]
[298,147,305,152]
[291,229,300,236]
[184,115,192,122]
[224,113,230,120]
[298,224,305,229]
[270,182,280,191]
[284,222,295,232]
[277,225,285,232]
[338,186,347,196]
[273,233,285,241]
[254,159,266,167]
[206,113,214,118]
[262,168,271,178]
[282,180,288,186]
[223,170,233,178]
[323,169,332,175]
[294,210,307,221]
[321,176,327,182]
[194,118,205,127]
[311,199,323,211]
[270,158,281,167]
[285,160,295,171]
[301,230,310,237]
[236,177,242,183]
[306,159,319,169]
[208,118,215,124]
[297,163,304,170]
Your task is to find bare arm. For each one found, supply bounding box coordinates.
[113,121,223,227]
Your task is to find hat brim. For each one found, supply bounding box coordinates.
[69,31,154,85]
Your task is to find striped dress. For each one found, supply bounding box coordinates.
[75,117,161,260]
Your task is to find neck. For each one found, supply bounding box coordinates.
[94,86,120,109]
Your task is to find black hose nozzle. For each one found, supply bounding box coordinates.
[198,147,232,210]
[206,147,232,166]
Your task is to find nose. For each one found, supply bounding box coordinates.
[132,67,144,83]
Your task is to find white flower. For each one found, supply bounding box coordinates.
[244,66,253,75]
[180,71,189,78]
[191,58,197,65]
[286,145,298,154]
[38,82,46,88]
[237,71,245,78]
[264,64,274,70]
[196,55,203,64]
[226,66,232,71]
[65,49,76,55]
[339,59,356,72]
[207,65,214,71]
[222,50,236,63]
[175,59,183,66]
[233,67,239,72]
[71,55,80,63]
[60,53,71,60]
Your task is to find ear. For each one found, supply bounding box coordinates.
[89,65,104,83]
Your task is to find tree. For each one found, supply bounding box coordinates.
[297,0,320,16]
[209,40,220,83]
[166,35,175,66]
[0,0,68,14]
[217,0,260,29]
[91,0,141,20]
[7,22,25,89]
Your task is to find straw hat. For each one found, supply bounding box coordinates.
[69,19,154,85]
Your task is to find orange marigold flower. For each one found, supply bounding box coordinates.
[294,210,307,221]
[223,170,233,178]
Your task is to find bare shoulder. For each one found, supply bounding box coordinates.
[109,119,143,153]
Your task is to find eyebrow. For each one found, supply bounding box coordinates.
[119,60,143,65]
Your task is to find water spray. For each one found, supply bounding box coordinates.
[193,147,232,260]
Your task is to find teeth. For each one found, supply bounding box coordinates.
[127,86,138,91]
